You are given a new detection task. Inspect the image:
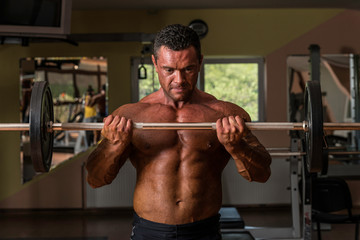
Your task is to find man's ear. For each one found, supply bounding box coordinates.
[198,54,204,71]
[152,55,157,69]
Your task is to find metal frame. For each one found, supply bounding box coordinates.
[350,54,360,150]
[221,138,304,239]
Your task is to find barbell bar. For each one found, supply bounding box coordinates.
[268,150,360,157]
[1,79,358,174]
[1,122,357,155]
[0,122,303,131]
[3,121,360,132]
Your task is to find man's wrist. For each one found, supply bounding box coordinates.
[224,138,248,155]
[102,138,130,152]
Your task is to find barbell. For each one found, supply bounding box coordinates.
[1,80,360,173]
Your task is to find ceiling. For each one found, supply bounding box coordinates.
[71,0,360,11]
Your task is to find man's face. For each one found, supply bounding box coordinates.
[152,46,203,103]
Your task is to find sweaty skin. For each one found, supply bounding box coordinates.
[86,46,271,225]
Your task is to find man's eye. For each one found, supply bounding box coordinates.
[185,67,194,72]
[165,69,174,73]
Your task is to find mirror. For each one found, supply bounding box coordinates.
[19,57,108,183]
[287,54,360,175]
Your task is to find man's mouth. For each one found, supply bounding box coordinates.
[171,85,187,92]
[172,87,185,92]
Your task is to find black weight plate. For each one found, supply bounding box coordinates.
[321,148,329,175]
[309,44,321,81]
[304,81,323,173]
[29,81,54,172]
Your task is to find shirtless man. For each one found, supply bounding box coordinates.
[86,24,271,240]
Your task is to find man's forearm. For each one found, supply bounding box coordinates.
[86,139,130,188]
[226,139,272,183]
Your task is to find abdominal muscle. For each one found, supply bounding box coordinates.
[131,146,227,225]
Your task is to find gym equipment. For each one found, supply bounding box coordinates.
[1,80,360,173]
[29,81,54,172]
[304,80,323,173]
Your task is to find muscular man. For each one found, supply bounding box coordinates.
[86,24,271,240]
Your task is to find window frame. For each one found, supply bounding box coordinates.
[131,56,265,121]
[200,57,265,122]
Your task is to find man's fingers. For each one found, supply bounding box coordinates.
[216,118,222,131]
[221,117,230,131]
[228,116,240,132]
[235,115,242,125]
[117,117,126,131]
[117,117,133,133]
[101,116,133,145]
[220,116,242,133]
[103,115,113,125]
[217,116,248,137]
[109,116,121,131]
[126,119,133,131]
[236,115,249,138]
[234,115,245,131]
[103,116,132,131]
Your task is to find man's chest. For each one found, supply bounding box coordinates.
[130,104,224,153]
[131,103,224,123]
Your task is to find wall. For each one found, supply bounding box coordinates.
[0,150,89,208]
[0,8,352,206]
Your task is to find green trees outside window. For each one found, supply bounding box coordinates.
[204,63,259,121]
[138,61,260,121]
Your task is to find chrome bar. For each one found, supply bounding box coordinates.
[52,122,103,131]
[134,122,217,130]
[323,122,360,130]
[266,147,291,151]
[329,151,360,155]
[270,152,305,157]
[269,151,360,158]
[52,122,304,131]
[0,123,29,131]
[1,121,360,131]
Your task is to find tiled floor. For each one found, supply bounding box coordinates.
[0,206,358,240]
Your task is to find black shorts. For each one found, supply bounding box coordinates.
[130,212,222,240]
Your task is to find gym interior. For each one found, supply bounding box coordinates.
[1,1,360,239]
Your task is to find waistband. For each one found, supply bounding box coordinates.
[133,212,220,233]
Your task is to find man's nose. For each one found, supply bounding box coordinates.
[173,70,186,84]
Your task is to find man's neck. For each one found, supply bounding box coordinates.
[161,88,200,109]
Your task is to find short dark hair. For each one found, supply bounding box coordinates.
[153,24,201,63]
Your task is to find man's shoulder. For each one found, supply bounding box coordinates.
[112,100,167,118]
[112,102,151,114]
[206,99,251,121]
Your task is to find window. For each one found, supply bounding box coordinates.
[200,58,265,121]
[131,57,265,121]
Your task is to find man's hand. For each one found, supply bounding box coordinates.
[101,115,133,146]
[216,115,248,148]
